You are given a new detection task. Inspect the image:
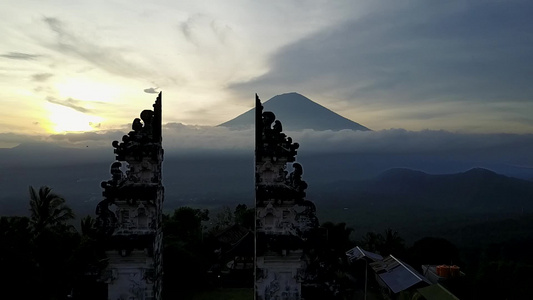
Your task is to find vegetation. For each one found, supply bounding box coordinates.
[1,186,79,299]
[162,206,212,298]
[2,185,533,299]
[29,186,75,234]
[360,227,406,257]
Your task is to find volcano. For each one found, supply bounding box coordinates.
[219,92,370,131]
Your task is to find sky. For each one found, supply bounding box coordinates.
[1,0,533,149]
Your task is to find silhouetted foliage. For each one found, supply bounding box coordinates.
[5,192,533,300]
[359,228,405,257]
[162,207,211,298]
[164,206,209,242]
[210,205,234,232]
[29,185,75,234]
[469,238,533,299]
[70,215,108,292]
[406,237,461,270]
[234,204,254,229]
[0,216,40,298]
[380,227,406,257]
[304,222,356,299]
[27,186,79,299]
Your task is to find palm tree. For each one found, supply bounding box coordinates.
[80,215,99,238]
[379,228,405,256]
[29,185,74,233]
[360,231,382,253]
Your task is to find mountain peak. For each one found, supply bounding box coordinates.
[462,168,497,176]
[219,92,370,131]
[268,92,313,104]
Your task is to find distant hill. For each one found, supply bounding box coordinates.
[0,142,108,167]
[219,92,370,131]
[312,167,533,242]
[317,167,533,210]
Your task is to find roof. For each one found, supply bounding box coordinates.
[215,225,251,246]
[346,246,383,262]
[417,284,460,300]
[214,225,254,257]
[370,255,430,294]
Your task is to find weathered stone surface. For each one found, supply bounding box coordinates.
[96,92,164,300]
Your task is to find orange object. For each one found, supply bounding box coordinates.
[438,265,450,278]
[436,265,443,276]
[450,265,460,277]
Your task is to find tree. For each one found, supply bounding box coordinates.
[234,204,255,229]
[28,186,78,299]
[0,216,39,298]
[360,228,405,257]
[164,206,209,242]
[303,222,356,299]
[29,185,75,234]
[80,215,100,239]
[380,228,405,256]
[407,237,460,268]
[69,215,108,299]
[360,231,381,253]
[210,206,234,232]
[162,207,210,298]
[322,222,355,253]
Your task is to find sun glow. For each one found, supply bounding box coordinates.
[46,102,104,133]
[42,77,121,133]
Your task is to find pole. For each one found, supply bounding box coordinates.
[364,259,367,300]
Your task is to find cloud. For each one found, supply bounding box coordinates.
[0,132,44,146]
[46,96,93,113]
[288,129,532,160]
[144,87,159,94]
[179,14,233,46]
[31,73,54,82]
[229,1,533,131]
[0,52,41,60]
[34,123,533,167]
[148,124,533,168]
[41,17,149,78]
[163,123,254,152]
[233,1,533,102]
[49,130,124,144]
[2,123,531,179]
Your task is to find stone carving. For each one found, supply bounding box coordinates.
[255,94,319,300]
[96,92,164,300]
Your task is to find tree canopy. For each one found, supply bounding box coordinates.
[29,185,75,234]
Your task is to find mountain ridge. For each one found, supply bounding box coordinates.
[314,167,533,210]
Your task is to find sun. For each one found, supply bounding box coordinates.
[43,77,119,133]
[45,102,104,133]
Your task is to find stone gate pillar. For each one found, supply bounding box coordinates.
[96,92,164,300]
[255,94,318,300]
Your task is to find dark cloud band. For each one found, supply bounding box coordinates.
[0,52,41,60]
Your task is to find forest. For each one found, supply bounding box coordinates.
[1,185,533,299]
